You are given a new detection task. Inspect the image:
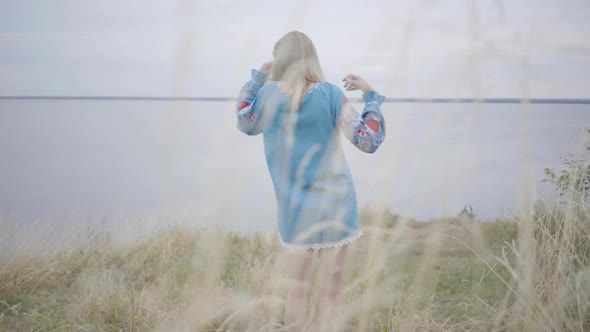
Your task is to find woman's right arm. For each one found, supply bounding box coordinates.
[336,74,386,153]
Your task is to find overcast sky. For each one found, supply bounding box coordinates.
[1,0,589,98]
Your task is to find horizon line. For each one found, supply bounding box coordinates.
[1,95,590,104]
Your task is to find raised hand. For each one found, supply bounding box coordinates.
[342,74,374,93]
[259,61,273,75]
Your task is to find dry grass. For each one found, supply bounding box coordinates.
[0,196,588,331]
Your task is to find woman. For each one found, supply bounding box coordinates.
[235,31,386,331]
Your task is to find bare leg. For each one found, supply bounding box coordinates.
[284,248,314,332]
[315,245,348,332]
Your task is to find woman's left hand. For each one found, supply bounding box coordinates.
[259,61,273,75]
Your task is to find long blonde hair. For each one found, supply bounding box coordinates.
[271,31,325,112]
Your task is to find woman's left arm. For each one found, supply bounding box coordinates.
[236,63,271,135]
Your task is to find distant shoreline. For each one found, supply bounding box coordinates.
[1,96,590,104]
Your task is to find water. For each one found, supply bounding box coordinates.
[0,100,588,237]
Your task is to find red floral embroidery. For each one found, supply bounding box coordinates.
[237,101,251,111]
[366,120,380,133]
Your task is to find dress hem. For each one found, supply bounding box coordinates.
[278,229,363,250]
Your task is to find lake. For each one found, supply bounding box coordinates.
[0,99,588,244]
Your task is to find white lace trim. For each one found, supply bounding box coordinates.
[278,229,363,250]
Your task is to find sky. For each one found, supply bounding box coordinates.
[0,0,589,99]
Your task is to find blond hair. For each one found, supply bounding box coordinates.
[271,31,325,112]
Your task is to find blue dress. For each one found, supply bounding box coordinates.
[236,69,386,249]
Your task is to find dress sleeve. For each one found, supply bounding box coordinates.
[236,69,268,135]
[336,90,386,153]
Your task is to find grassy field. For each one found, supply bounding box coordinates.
[0,196,588,331]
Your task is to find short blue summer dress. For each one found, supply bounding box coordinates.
[236,69,386,249]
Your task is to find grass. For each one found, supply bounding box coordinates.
[0,197,588,331]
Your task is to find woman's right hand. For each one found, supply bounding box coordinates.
[342,74,374,93]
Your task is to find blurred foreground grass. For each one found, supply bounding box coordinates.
[0,199,588,331]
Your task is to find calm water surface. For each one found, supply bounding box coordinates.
[0,100,588,239]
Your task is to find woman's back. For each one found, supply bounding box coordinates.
[261,82,354,243]
[236,69,386,248]
[260,81,345,181]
